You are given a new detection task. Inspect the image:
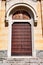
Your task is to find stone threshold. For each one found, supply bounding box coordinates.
[0,57,43,65]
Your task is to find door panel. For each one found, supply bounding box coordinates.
[11,22,32,56]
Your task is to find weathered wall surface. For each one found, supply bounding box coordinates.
[0,1,8,50]
[34,1,43,50]
[41,0,43,36]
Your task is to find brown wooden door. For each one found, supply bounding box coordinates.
[11,22,32,56]
[11,10,32,56]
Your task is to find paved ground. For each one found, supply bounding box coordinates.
[0,58,43,65]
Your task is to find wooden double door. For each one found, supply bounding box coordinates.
[11,10,32,56]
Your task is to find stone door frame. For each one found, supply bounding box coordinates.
[6,3,37,57]
[8,19,35,58]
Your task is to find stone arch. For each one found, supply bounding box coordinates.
[6,3,37,22]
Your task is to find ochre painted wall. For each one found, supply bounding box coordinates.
[0,1,8,50]
[34,1,43,50]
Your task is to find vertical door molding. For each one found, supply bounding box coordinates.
[8,19,36,58]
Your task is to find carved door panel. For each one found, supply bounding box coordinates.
[11,22,32,56]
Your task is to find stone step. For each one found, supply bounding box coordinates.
[0,58,43,65]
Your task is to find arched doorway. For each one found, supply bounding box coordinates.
[7,4,37,57]
[11,10,32,56]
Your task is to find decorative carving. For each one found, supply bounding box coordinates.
[5,20,8,27]
[34,22,37,27]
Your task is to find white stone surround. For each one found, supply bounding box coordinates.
[6,2,38,57]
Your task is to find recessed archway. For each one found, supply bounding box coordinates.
[7,4,37,57]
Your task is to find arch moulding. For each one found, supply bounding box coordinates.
[6,3,38,23]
